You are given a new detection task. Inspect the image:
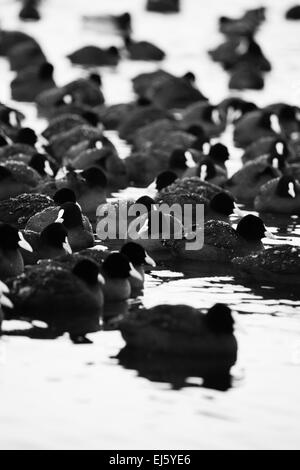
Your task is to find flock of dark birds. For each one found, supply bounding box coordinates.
[0,0,299,374]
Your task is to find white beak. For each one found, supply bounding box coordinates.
[129,263,143,281]
[44,160,54,177]
[97,274,106,285]
[55,209,65,224]
[96,141,103,150]
[63,237,72,254]
[144,252,156,267]
[0,294,13,309]
[18,232,33,252]
[264,230,277,240]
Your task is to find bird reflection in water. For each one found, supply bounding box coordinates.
[115,346,236,391]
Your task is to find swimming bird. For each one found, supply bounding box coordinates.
[0,30,37,56]
[36,79,104,118]
[124,36,165,61]
[229,63,264,90]
[37,86,103,121]
[276,104,300,139]
[0,280,13,331]
[132,69,173,98]
[0,138,38,164]
[184,158,228,186]
[71,167,108,222]
[82,12,132,36]
[25,188,92,233]
[181,103,226,138]
[119,303,237,357]
[233,110,281,148]
[136,122,196,158]
[254,176,300,214]
[146,0,180,13]
[207,143,230,170]
[97,101,140,130]
[47,124,103,162]
[219,8,265,37]
[209,36,270,73]
[14,127,38,147]
[286,5,300,20]
[61,76,104,107]
[174,215,272,262]
[209,37,244,69]
[120,242,156,292]
[0,103,25,135]
[159,176,223,200]
[148,171,178,195]
[235,39,271,71]
[36,167,108,223]
[67,137,128,191]
[19,0,41,21]
[118,104,171,141]
[42,114,88,142]
[0,161,41,200]
[0,223,33,280]
[233,245,300,287]
[0,193,54,229]
[20,222,72,265]
[134,70,207,110]
[125,126,197,185]
[55,202,95,252]
[132,119,182,151]
[4,259,104,336]
[158,178,238,222]
[0,142,37,162]
[242,138,292,164]
[29,153,59,178]
[67,46,120,67]
[96,198,137,248]
[8,40,46,72]
[206,191,240,221]
[127,207,183,256]
[168,148,197,179]
[225,156,282,203]
[11,63,56,102]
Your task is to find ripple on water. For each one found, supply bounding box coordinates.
[1,0,300,449]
